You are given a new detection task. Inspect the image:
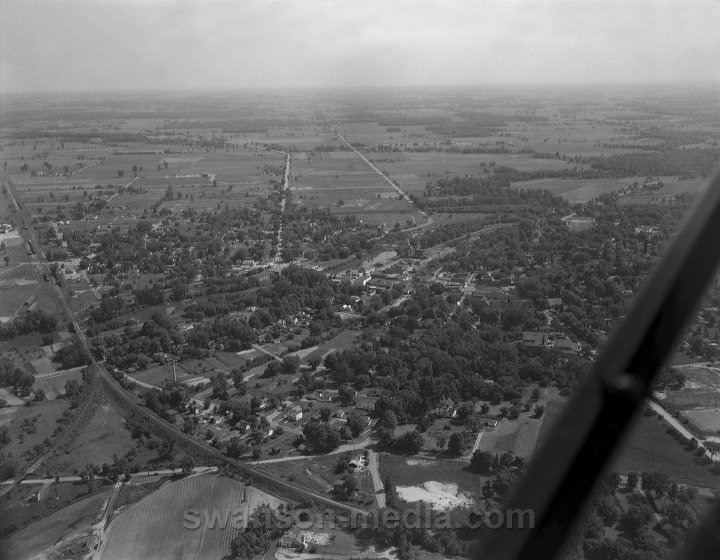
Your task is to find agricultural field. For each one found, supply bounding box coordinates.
[32,367,84,400]
[0,486,112,560]
[618,177,710,205]
[101,474,283,560]
[510,177,627,203]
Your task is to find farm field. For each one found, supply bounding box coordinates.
[618,177,710,205]
[510,177,627,203]
[0,487,111,560]
[101,474,283,560]
[32,367,84,399]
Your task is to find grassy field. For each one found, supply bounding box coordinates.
[56,401,137,473]
[102,474,283,560]
[537,397,720,488]
[612,413,720,488]
[380,455,485,508]
[1,398,72,472]
[292,330,362,365]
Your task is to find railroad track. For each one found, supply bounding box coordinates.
[98,369,367,516]
[1,161,368,516]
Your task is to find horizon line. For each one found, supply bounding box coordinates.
[2,80,720,99]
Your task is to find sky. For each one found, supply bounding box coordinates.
[1,0,719,94]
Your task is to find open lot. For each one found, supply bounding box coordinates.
[538,397,720,488]
[379,455,486,511]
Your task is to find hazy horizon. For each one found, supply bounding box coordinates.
[1,0,719,95]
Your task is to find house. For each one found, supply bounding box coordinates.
[367,277,395,291]
[287,406,303,422]
[522,332,581,355]
[308,390,334,402]
[477,416,500,427]
[547,298,563,310]
[433,397,458,418]
[279,531,306,550]
[250,269,280,284]
[348,455,367,473]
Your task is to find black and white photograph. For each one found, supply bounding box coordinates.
[1,1,720,559]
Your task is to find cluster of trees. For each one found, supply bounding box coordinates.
[0,358,35,396]
[585,148,719,179]
[54,340,91,369]
[0,310,58,341]
[92,311,183,370]
[230,505,286,559]
[302,419,341,452]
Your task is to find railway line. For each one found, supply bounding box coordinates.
[1,161,367,516]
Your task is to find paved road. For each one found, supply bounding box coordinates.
[1,466,219,486]
[252,436,375,465]
[647,399,719,462]
[367,449,386,508]
[252,344,283,362]
[333,127,434,233]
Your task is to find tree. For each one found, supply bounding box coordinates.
[470,450,494,472]
[179,455,195,474]
[117,170,125,178]
[346,413,366,438]
[607,471,621,493]
[447,432,464,456]
[343,474,358,499]
[626,471,639,491]
[641,471,669,498]
[396,430,424,454]
[280,355,300,375]
[318,407,332,422]
[620,504,654,536]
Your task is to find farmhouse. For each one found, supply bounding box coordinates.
[278,531,306,550]
[433,397,458,418]
[348,455,367,473]
[287,405,303,421]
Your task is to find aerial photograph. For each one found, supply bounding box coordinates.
[0,1,719,559]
